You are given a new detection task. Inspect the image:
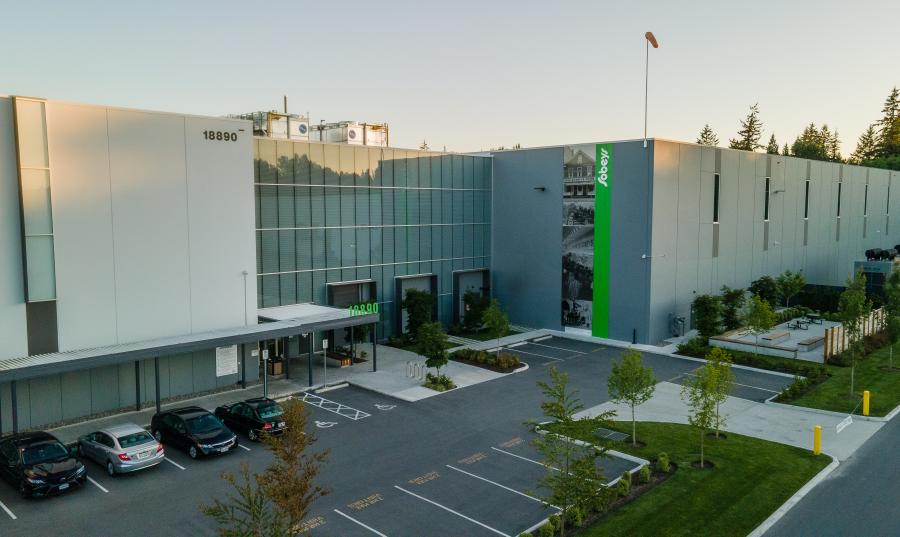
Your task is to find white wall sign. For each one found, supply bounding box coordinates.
[215,345,239,377]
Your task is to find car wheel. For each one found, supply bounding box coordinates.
[18,481,29,499]
[189,446,199,459]
[107,461,116,477]
[153,430,163,443]
[248,429,258,442]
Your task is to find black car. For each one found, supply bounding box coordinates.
[150,406,237,459]
[215,398,286,442]
[0,432,87,498]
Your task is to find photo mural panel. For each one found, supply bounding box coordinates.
[561,143,611,337]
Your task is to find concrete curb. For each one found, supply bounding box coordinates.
[746,454,840,537]
[546,330,801,379]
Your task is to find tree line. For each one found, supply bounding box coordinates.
[696,87,900,171]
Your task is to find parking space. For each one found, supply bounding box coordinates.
[669,367,790,403]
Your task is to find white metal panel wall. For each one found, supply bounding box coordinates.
[0,97,28,359]
[184,116,256,332]
[47,102,118,350]
[107,110,193,343]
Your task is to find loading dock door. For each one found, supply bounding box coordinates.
[452,269,489,324]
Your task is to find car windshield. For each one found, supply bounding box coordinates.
[116,431,154,448]
[186,414,223,434]
[21,442,69,465]
[257,404,284,420]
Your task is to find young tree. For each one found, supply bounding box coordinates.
[483,299,510,351]
[681,362,718,468]
[692,294,723,340]
[766,134,780,154]
[401,288,435,341]
[705,347,735,438]
[607,349,656,447]
[884,269,900,371]
[729,103,764,152]
[850,125,880,164]
[749,275,780,307]
[720,286,746,331]
[203,400,329,535]
[697,124,719,146]
[417,321,449,376]
[745,295,775,357]
[534,367,612,536]
[776,270,806,307]
[838,270,871,395]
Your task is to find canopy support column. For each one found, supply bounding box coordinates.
[154,357,161,414]
[135,361,141,411]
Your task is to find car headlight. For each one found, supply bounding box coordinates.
[24,471,45,484]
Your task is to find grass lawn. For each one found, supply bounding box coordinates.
[451,327,521,341]
[788,344,900,417]
[548,420,830,537]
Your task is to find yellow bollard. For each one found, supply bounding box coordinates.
[813,425,822,455]
[863,390,870,417]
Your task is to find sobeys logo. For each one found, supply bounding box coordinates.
[597,147,610,187]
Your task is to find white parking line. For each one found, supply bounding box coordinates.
[87,476,109,493]
[394,485,511,537]
[0,498,16,520]
[506,348,561,361]
[507,342,527,348]
[333,509,389,536]
[238,444,252,452]
[445,464,557,509]
[490,446,559,472]
[525,341,587,354]
[532,335,552,342]
[164,457,186,470]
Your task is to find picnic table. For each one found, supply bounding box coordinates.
[805,313,823,324]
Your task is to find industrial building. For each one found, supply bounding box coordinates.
[493,139,900,344]
[2,94,899,434]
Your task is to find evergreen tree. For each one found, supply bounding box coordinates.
[792,123,830,161]
[850,125,880,164]
[876,87,900,158]
[729,103,764,152]
[697,124,719,146]
[766,134,779,154]
[782,143,790,156]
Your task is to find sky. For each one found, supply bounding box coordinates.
[1,0,898,154]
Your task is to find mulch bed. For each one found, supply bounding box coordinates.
[449,356,522,374]
[691,459,716,470]
[706,432,728,440]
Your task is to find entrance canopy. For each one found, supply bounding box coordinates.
[0,305,377,382]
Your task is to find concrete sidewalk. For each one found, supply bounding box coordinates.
[575,381,884,461]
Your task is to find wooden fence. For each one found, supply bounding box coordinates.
[823,307,886,362]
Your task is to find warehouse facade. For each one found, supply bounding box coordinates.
[493,139,900,344]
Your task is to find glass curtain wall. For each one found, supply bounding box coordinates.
[254,140,492,339]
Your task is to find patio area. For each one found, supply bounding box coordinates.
[710,317,841,363]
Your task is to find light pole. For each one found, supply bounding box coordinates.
[643,31,659,148]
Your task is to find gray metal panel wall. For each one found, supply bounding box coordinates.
[491,148,564,331]
[607,141,654,342]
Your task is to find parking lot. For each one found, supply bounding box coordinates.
[0,336,794,537]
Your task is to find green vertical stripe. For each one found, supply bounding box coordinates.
[593,144,612,337]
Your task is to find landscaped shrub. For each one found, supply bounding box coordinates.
[677,336,710,357]
[463,290,490,331]
[617,471,631,497]
[538,523,554,537]
[424,372,456,392]
[779,376,811,401]
[656,452,671,473]
[447,323,464,336]
[567,505,584,528]
[450,349,520,370]
[496,352,521,370]
[548,515,560,531]
[639,464,651,483]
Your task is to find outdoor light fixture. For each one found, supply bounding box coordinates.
[534,186,546,191]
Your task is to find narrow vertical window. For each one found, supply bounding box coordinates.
[887,179,892,216]
[837,182,842,217]
[864,184,869,216]
[764,177,770,221]
[804,180,810,219]
[713,173,720,223]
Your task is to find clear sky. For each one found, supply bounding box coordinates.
[1,0,897,154]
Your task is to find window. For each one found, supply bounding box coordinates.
[837,182,842,217]
[713,173,720,223]
[764,177,771,221]
[804,180,810,219]
[864,184,869,216]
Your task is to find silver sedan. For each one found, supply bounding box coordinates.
[77,423,165,476]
